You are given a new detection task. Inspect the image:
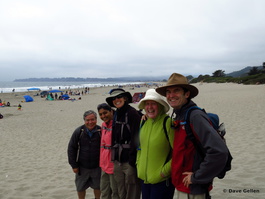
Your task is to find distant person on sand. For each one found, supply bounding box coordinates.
[97,103,119,199]
[67,110,101,199]
[18,104,22,110]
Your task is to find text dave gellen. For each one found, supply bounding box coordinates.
[223,189,260,193]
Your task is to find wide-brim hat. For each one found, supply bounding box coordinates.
[138,89,170,113]
[156,73,199,98]
[106,88,133,107]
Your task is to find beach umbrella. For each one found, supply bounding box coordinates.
[23,95,34,102]
[27,87,40,91]
[49,89,63,93]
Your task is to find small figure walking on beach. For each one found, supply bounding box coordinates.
[18,104,22,110]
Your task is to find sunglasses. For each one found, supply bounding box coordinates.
[112,94,124,100]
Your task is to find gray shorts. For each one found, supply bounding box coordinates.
[75,167,101,192]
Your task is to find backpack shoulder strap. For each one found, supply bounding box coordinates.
[163,115,172,165]
[77,126,85,162]
[78,126,85,141]
[163,115,170,145]
[184,106,206,158]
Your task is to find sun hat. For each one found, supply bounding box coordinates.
[138,89,170,113]
[106,88,133,107]
[156,73,199,98]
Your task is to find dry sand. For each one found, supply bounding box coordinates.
[0,83,265,199]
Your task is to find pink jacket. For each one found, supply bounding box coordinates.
[100,120,114,174]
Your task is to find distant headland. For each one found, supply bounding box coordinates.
[13,77,168,82]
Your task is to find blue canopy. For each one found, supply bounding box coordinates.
[23,95,34,102]
[61,94,70,100]
[49,90,63,93]
[27,88,40,91]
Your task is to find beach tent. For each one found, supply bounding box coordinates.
[61,94,70,100]
[49,89,63,93]
[132,92,145,103]
[27,88,40,91]
[40,91,49,97]
[23,95,34,102]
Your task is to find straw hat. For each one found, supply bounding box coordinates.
[138,89,169,113]
[106,88,132,107]
[156,73,199,98]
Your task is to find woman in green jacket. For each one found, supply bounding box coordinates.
[136,89,175,199]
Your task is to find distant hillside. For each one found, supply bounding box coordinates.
[227,66,263,77]
[13,66,264,82]
[14,76,169,82]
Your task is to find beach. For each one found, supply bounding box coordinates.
[0,83,265,199]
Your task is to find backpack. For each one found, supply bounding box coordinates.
[183,106,233,179]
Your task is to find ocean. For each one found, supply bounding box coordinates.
[0,81,142,93]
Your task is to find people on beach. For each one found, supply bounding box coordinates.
[156,73,229,199]
[136,89,175,199]
[67,110,101,199]
[106,88,141,199]
[97,103,119,199]
[18,104,22,110]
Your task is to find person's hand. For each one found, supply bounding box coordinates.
[141,114,148,121]
[160,172,166,178]
[73,168,79,173]
[182,172,193,187]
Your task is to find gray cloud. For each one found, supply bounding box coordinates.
[0,0,265,81]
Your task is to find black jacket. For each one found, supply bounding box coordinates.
[112,103,141,167]
[67,125,101,169]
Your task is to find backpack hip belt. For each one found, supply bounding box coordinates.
[112,143,130,162]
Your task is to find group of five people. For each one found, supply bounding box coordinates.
[67,73,229,199]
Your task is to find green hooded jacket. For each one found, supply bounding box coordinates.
[136,113,174,184]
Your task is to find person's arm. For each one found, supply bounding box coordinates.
[189,111,229,184]
[67,127,81,170]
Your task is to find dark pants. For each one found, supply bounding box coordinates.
[141,179,175,199]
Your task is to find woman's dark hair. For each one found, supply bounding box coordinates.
[97,103,112,111]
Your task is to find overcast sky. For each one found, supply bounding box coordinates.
[0,0,265,81]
